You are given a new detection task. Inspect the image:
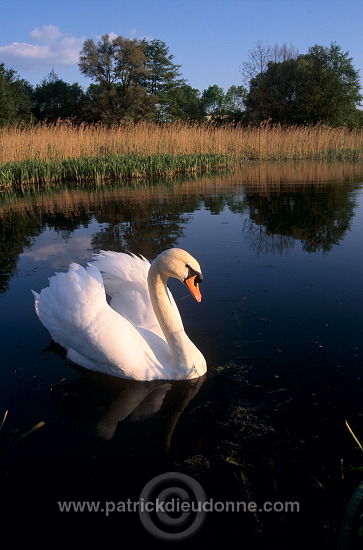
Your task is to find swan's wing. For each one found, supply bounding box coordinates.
[91,251,150,298]
[90,251,183,336]
[32,263,172,380]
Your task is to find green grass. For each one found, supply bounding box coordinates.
[0,153,234,189]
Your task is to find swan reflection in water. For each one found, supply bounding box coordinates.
[50,368,206,455]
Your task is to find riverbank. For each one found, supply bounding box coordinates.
[0,153,233,188]
[1,121,362,188]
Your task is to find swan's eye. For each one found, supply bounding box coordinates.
[185,264,203,284]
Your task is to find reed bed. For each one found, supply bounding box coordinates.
[1,161,362,221]
[0,121,362,188]
[0,153,231,188]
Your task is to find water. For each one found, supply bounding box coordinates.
[0,162,362,548]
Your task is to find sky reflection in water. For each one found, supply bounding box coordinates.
[0,162,362,546]
[0,163,362,416]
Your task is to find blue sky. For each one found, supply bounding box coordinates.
[1,0,362,93]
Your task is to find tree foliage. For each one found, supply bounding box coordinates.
[144,39,183,92]
[240,41,299,86]
[32,70,85,122]
[79,34,154,122]
[79,34,193,122]
[224,85,247,121]
[160,84,205,121]
[245,42,362,127]
[0,36,361,127]
[79,35,119,83]
[0,63,32,126]
[200,84,247,121]
[201,85,225,117]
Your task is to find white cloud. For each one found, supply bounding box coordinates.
[108,32,119,41]
[30,25,63,42]
[95,30,153,42]
[0,25,84,72]
[0,42,50,60]
[21,231,94,268]
[129,28,154,42]
[0,26,153,83]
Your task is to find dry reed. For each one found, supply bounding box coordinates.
[1,120,362,162]
[0,121,362,187]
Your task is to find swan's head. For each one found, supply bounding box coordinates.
[153,248,203,302]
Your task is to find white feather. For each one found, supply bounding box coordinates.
[91,250,182,338]
[32,249,206,381]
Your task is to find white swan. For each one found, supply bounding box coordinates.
[32,248,207,381]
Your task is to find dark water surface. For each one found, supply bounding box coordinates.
[0,162,362,548]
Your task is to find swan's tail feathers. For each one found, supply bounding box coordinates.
[90,250,150,297]
[33,263,107,349]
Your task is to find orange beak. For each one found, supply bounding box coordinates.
[185,275,202,303]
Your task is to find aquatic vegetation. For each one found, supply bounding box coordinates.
[0,153,233,188]
[0,120,362,187]
[0,410,8,431]
[345,419,363,452]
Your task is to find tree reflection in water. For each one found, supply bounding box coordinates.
[0,162,362,294]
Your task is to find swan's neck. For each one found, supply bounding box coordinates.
[147,262,201,375]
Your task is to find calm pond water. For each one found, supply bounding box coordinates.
[0,161,362,548]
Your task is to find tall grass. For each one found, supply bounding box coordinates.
[0,153,231,187]
[1,161,362,221]
[0,121,362,187]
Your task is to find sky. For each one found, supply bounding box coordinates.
[1,0,362,93]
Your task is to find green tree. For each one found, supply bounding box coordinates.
[297,43,362,126]
[200,84,247,122]
[224,85,247,121]
[79,34,155,122]
[245,59,299,123]
[82,81,155,124]
[241,40,298,86]
[144,39,183,95]
[79,35,119,83]
[143,39,185,121]
[162,84,205,121]
[113,36,150,105]
[201,85,226,118]
[32,70,85,122]
[0,63,33,126]
[245,42,362,127]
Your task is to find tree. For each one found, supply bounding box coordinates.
[201,85,226,118]
[241,41,298,123]
[79,34,155,122]
[143,39,185,121]
[240,40,298,86]
[245,59,299,124]
[82,81,155,124]
[245,42,362,127]
[144,39,183,94]
[79,35,119,83]
[224,85,247,121]
[113,36,150,104]
[199,84,247,122]
[32,70,85,122]
[0,63,32,126]
[162,84,205,121]
[297,43,362,126]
